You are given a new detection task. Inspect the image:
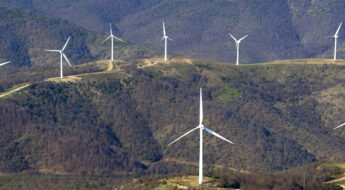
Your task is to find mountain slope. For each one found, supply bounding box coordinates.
[0,6,155,68]
[1,0,345,63]
[0,58,344,176]
[0,6,156,92]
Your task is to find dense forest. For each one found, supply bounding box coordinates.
[0,58,344,178]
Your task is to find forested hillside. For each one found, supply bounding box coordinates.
[0,58,344,178]
[0,6,155,68]
[0,1,344,189]
[0,6,156,94]
[1,0,345,63]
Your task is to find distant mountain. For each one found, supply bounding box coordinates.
[0,6,156,92]
[0,6,155,68]
[0,58,344,176]
[1,0,345,63]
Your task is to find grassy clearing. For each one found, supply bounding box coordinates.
[118,175,237,190]
[250,58,345,66]
[156,175,224,190]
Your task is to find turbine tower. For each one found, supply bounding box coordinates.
[102,23,124,61]
[229,33,248,65]
[46,37,72,78]
[334,122,345,129]
[162,22,173,61]
[169,88,233,185]
[332,22,342,60]
[0,61,11,67]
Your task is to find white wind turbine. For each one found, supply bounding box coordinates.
[0,61,11,67]
[334,122,345,129]
[46,37,72,78]
[103,23,124,61]
[329,22,342,60]
[169,88,233,185]
[229,33,248,65]
[162,22,173,61]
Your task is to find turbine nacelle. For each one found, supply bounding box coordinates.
[229,33,248,65]
[162,36,173,41]
[229,33,248,44]
[329,22,342,60]
[162,21,173,61]
[168,124,233,146]
[168,88,233,185]
[45,36,72,78]
[103,23,124,61]
[169,88,233,146]
[102,34,124,44]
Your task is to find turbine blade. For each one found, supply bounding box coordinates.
[163,22,166,37]
[334,122,345,130]
[62,36,71,51]
[239,35,248,42]
[62,53,72,67]
[335,22,342,35]
[168,126,200,146]
[204,127,233,144]
[110,23,113,36]
[228,33,237,42]
[0,61,11,67]
[102,36,111,44]
[199,88,203,125]
[168,37,174,41]
[113,35,124,42]
[45,50,60,52]
[324,36,334,38]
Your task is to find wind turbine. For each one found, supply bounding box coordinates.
[45,37,72,78]
[0,61,11,67]
[102,23,124,61]
[334,122,345,129]
[330,22,342,60]
[162,22,173,61]
[229,33,248,65]
[169,88,233,185]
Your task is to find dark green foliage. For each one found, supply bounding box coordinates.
[217,176,240,188]
[327,183,343,190]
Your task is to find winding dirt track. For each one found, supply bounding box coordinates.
[0,60,115,99]
[0,84,30,98]
[106,60,113,71]
[327,177,345,188]
[1,58,344,99]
